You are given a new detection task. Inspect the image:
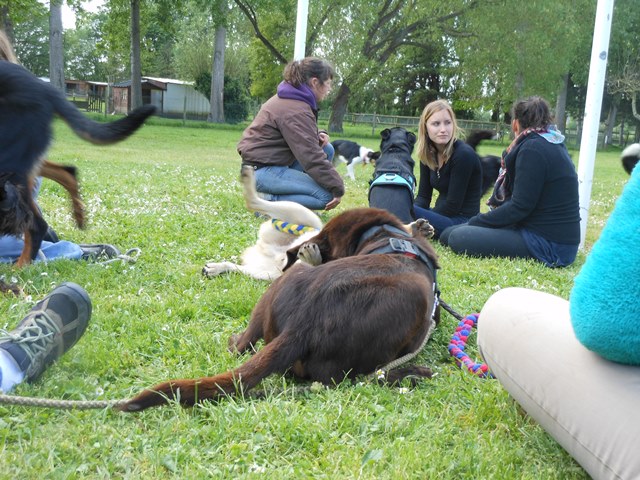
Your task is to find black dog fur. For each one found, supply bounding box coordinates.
[368,127,417,223]
[621,143,640,175]
[465,130,501,196]
[0,62,156,265]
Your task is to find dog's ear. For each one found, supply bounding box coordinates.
[380,129,391,140]
[407,132,417,147]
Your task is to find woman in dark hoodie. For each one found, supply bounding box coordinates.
[440,96,580,267]
[237,57,344,211]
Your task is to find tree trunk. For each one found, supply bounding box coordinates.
[49,0,65,93]
[328,82,350,134]
[555,73,569,132]
[632,93,640,122]
[1,6,14,42]
[129,0,143,111]
[603,101,617,147]
[208,23,226,123]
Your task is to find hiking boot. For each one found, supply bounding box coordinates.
[0,282,92,382]
[79,243,120,261]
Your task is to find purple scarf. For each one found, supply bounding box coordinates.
[276,81,317,111]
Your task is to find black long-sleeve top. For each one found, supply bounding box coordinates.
[414,140,482,218]
[468,133,580,244]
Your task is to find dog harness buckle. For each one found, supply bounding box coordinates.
[388,237,418,258]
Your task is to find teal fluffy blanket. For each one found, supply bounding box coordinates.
[570,164,640,364]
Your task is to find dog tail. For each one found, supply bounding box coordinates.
[240,165,323,230]
[49,90,156,145]
[118,331,303,412]
[466,130,496,151]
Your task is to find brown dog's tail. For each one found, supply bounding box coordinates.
[118,332,303,412]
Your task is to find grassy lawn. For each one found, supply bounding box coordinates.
[0,116,627,479]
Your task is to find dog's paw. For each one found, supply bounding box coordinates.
[409,218,435,239]
[297,242,322,266]
[202,261,232,278]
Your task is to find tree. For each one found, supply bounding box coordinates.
[605,0,640,140]
[207,0,227,123]
[454,0,594,126]
[129,0,142,109]
[49,0,65,92]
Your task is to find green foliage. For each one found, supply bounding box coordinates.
[11,4,49,76]
[0,118,623,478]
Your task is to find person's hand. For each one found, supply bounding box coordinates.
[318,131,330,147]
[325,196,341,210]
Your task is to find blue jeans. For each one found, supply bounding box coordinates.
[0,177,83,263]
[413,205,469,239]
[253,144,335,211]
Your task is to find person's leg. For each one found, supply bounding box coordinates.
[440,224,534,260]
[254,165,333,210]
[0,282,92,392]
[323,143,335,163]
[478,288,640,480]
[413,205,467,238]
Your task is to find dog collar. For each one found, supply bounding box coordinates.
[368,173,416,196]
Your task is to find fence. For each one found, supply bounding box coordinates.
[320,111,638,148]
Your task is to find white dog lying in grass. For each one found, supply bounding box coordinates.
[202,166,323,280]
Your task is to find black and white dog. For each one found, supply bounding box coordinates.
[622,143,640,175]
[466,130,501,196]
[331,139,380,181]
[368,128,417,223]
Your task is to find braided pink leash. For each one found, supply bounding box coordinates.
[448,313,493,378]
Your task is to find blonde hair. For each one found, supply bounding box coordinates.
[416,99,461,170]
[0,30,18,63]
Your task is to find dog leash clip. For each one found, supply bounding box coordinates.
[388,237,418,257]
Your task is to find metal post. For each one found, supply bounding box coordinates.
[577,0,615,249]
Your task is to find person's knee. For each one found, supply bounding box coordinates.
[444,226,472,253]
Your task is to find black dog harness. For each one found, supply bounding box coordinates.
[356,224,440,320]
[368,173,416,197]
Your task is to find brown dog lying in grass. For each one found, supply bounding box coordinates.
[120,207,439,411]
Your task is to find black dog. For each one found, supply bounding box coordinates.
[0,62,156,266]
[466,130,501,196]
[331,139,380,180]
[621,143,640,175]
[367,128,417,223]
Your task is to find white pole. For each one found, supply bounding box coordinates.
[293,0,309,61]
[577,0,615,249]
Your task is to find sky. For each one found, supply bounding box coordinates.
[61,0,105,29]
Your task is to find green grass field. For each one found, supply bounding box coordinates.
[0,116,627,479]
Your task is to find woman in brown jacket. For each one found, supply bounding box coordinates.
[237,57,344,211]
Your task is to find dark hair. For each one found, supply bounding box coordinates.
[511,96,553,130]
[283,57,334,88]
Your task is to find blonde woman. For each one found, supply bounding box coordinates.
[413,100,482,238]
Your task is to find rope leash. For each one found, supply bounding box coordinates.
[91,248,141,266]
[0,393,128,409]
[270,219,319,236]
[439,299,492,378]
[448,313,493,378]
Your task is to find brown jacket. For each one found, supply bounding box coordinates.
[237,95,345,198]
